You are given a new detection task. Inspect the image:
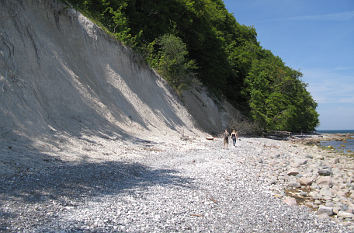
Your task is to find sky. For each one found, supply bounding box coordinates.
[223,0,354,130]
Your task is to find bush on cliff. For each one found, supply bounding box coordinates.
[64,0,319,133]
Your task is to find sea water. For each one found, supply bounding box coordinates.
[316,130,354,154]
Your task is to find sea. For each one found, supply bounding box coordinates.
[316,130,354,154]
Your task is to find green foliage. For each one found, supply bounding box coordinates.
[244,56,319,132]
[64,0,319,132]
[148,34,197,94]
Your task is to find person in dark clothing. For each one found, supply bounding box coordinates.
[231,130,238,147]
[223,129,229,149]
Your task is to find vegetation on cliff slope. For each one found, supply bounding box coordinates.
[64,0,319,132]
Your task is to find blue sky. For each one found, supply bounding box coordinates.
[223,0,354,130]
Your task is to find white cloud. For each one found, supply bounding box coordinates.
[301,68,354,130]
[317,104,354,130]
[301,68,354,104]
[333,66,354,71]
[287,11,354,21]
[263,11,354,23]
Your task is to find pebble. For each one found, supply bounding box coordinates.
[298,177,313,186]
[283,197,297,206]
[317,206,334,216]
[318,169,332,176]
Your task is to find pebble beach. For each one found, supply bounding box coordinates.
[0,135,353,232]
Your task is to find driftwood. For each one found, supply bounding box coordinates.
[265,130,291,140]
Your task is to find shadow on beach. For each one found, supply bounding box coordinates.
[0,160,194,230]
[0,161,193,203]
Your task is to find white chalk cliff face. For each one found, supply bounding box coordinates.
[0,0,202,143]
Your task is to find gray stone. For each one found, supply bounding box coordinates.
[317,206,334,216]
[318,169,332,176]
[295,159,308,167]
[339,204,349,212]
[317,177,333,187]
[288,182,301,188]
[299,191,307,197]
[337,211,354,219]
[287,169,299,176]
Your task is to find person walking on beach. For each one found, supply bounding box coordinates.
[231,129,238,147]
[223,129,229,149]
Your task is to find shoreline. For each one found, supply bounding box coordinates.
[291,133,354,157]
